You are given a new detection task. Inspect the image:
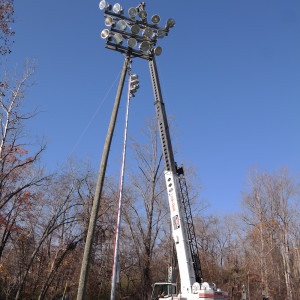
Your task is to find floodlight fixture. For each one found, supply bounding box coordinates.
[166,18,175,29]
[151,14,160,24]
[101,29,110,39]
[105,16,113,26]
[99,0,106,10]
[130,86,139,93]
[131,24,140,35]
[99,0,112,11]
[113,33,123,44]
[157,29,165,39]
[129,74,140,98]
[99,1,174,59]
[128,7,137,18]
[143,27,153,39]
[139,41,150,52]
[154,46,162,56]
[127,38,137,48]
[130,79,139,86]
[112,3,122,14]
[131,74,138,80]
[131,81,138,87]
[131,87,138,92]
[117,20,127,30]
[138,10,147,20]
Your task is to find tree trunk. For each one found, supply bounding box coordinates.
[281,229,292,300]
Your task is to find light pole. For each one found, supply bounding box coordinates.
[110,70,139,300]
[76,2,175,299]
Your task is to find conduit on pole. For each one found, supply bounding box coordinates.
[110,63,133,300]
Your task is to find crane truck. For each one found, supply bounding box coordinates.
[148,56,228,300]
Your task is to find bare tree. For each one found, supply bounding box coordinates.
[266,168,299,300]
[0,62,50,300]
[241,167,300,300]
[242,169,271,298]
[13,169,81,299]
[123,117,167,300]
[0,0,14,56]
[0,62,47,261]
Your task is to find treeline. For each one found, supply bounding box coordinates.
[194,167,300,300]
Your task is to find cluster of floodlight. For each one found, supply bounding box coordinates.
[129,74,139,98]
[99,1,175,58]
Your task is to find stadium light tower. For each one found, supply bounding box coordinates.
[76,2,175,300]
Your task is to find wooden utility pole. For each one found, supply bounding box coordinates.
[76,55,130,300]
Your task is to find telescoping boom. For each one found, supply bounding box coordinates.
[149,56,228,300]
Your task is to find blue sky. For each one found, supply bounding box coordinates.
[7,0,300,214]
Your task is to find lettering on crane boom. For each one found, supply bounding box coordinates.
[168,191,176,213]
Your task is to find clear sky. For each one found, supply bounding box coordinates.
[7,0,300,214]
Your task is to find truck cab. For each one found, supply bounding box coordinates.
[151,283,177,300]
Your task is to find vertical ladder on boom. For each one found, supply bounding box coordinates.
[176,164,203,284]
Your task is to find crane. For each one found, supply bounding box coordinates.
[148,56,228,300]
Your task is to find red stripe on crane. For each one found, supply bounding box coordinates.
[199,294,214,298]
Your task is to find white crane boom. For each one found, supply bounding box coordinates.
[149,56,228,300]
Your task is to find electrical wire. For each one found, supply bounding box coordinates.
[67,69,122,160]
